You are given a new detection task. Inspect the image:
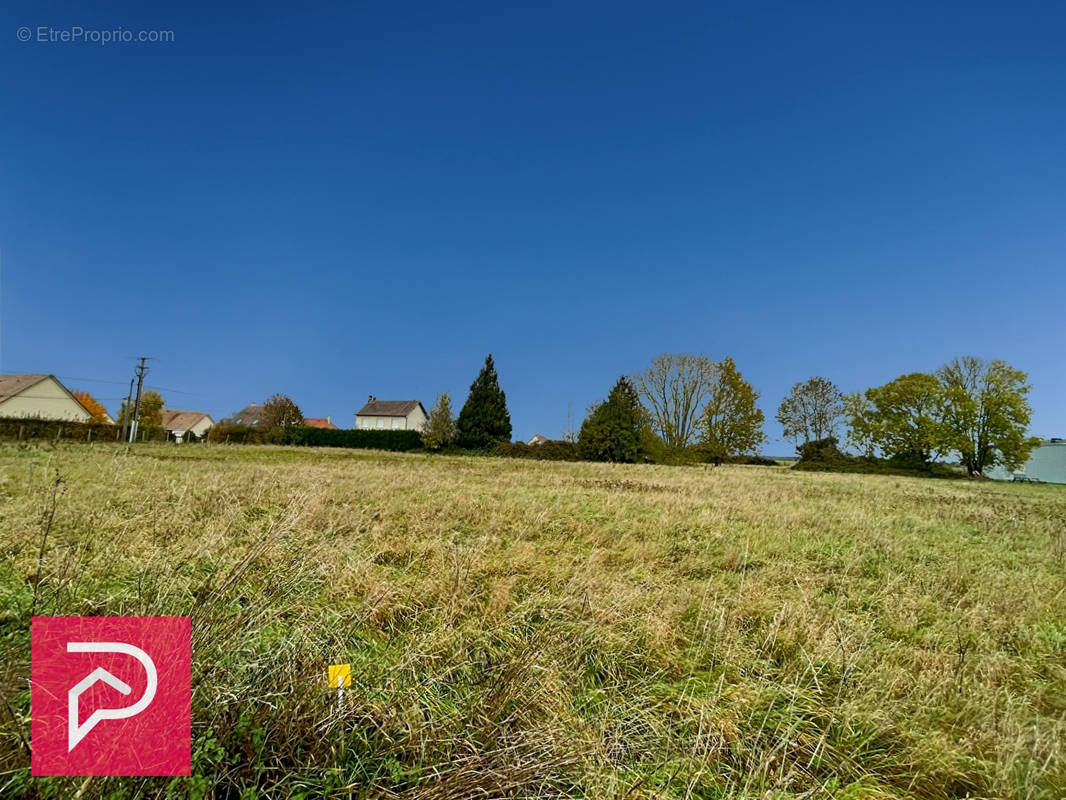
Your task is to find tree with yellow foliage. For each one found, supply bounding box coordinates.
[73,391,111,423]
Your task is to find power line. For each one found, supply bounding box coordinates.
[145,385,200,396]
[1,371,133,386]
[1,371,199,396]
[0,394,128,401]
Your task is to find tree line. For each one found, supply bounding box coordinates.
[105,351,1039,477]
[422,352,1040,477]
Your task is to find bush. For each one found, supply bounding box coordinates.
[493,440,581,461]
[723,454,779,466]
[793,436,963,479]
[794,436,851,468]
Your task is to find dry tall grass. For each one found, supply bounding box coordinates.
[1,443,1064,799]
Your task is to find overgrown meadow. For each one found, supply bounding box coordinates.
[1,443,1064,799]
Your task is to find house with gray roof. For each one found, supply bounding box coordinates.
[355,396,427,431]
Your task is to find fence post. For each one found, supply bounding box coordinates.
[18,425,24,442]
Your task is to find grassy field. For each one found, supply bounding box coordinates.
[1,443,1064,799]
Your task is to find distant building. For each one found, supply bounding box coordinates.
[527,434,550,445]
[355,396,427,431]
[0,374,92,422]
[162,410,214,443]
[219,403,266,427]
[304,417,339,430]
[986,439,1066,484]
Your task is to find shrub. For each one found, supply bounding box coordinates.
[0,417,160,442]
[208,424,269,444]
[282,427,423,451]
[493,440,581,461]
[723,454,779,466]
[793,436,963,479]
[795,436,851,468]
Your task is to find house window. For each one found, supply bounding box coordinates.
[377,419,385,429]
[392,418,403,429]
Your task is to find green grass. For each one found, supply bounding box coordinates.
[1,442,1065,799]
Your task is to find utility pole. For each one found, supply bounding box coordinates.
[128,357,150,443]
[120,377,134,443]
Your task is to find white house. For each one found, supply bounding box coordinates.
[355,397,428,431]
[162,410,215,442]
[0,374,93,422]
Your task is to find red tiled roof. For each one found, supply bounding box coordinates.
[304,417,338,429]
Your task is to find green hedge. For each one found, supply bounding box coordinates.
[282,426,424,451]
[0,417,166,442]
[493,440,581,461]
[208,424,271,444]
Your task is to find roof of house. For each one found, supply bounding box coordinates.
[304,417,339,429]
[527,434,550,445]
[220,403,266,427]
[162,409,214,431]
[0,374,51,404]
[356,399,426,417]
[0,374,93,420]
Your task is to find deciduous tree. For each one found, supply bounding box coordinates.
[117,390,165,439]
[936,356,1041,476]
[421,392,457,451]
[73,391,110,424]
[457,354,512,448]
[846,373,949,466]
[776,376,845,445]
[632,353,716,449]
[139,391,164,429]
[700,357,766,461]
[262,394,304,431]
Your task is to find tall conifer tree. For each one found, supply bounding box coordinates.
[457,355,512,448]
[578,376,645,462]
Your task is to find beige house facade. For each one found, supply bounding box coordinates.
[355,397,428,431]
[0,374,93,422]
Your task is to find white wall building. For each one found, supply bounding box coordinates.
[0,374,93,422]
[354,397,428,431]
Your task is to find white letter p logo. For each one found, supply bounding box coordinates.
[67,641,158,751]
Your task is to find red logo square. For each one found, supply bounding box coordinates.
[31,616,191,776]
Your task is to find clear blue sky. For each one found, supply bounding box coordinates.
[2,1,1063,449]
